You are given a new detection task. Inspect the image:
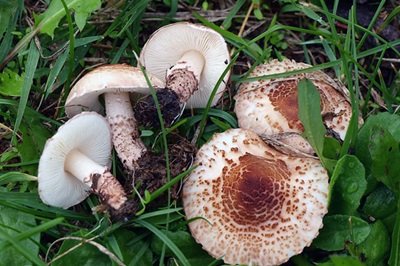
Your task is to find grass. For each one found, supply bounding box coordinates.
[0,0,400,265]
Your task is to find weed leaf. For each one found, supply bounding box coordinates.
[35,0,101,38]
[369,126,400,194]
[0,206,40,265]
[313,215,371,251]
[328,155,366,215]
[297,78,335,172]
[0,68,24,96]
[358,220,390,266]
[362,185,397,220]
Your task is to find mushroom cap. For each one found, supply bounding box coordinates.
[139,22,230,108]
[38,112,112,209]
[65,64,164,117]
[182,128,328,266]
[234,59,353,140]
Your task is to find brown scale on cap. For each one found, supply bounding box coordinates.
[268,80,304,131]
[183,129,328,265]
[222,154,289,227]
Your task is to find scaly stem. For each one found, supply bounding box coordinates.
[65,149,127,210]
[166,50,205,102]
[104,92,147,172]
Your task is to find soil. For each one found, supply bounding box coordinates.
[134,89,181,128]
[127,134,196,202]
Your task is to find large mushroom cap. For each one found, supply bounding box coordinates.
[65,64,164,117]
[139,22,230,108]
[234,59,353,140]
[182,128,328,265]
[38,112,112,208]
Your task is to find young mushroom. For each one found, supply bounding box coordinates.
[136,22,231,127]
[65,64,164,172]
[38,112,135,217]
[234,59,354,152]
[182,128,328,265]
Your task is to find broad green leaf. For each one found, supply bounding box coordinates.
[318,255,365,266]
[355,112,400,192]
[362,184,397,219]
[369,126,400,193]
[297,78,335,172]
[323,137,341,160]
[35,0,101,38]
[313,215,371,251]
[151,230,215,266]
[328,155,367,215]
[358,220,390,266]
[0,206,40,265]
[0,68,24,96]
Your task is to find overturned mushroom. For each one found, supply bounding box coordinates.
[234,59,354,150]
[38,112,135,217]
[182,128,328,265]
[136,22,231,127]
[65,64,164,172]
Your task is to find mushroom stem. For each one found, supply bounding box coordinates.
[166,50,205,102]
[104,92,147,172]
[65,149,128,210]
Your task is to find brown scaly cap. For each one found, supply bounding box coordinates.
[234,59,356,141]
[182,128,329,265]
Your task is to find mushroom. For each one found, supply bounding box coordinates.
[234,59,354,147]
[182,128,328,265]
[136,22,230,126]
[65,64,164,172]
[38,112,133,216]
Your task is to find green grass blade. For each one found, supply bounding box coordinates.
[135,219,190,266]
[357,0,386,50]
[221,0,246,30]
[59,0,75,106]
[0,171,37,185]
[12,40,40,143]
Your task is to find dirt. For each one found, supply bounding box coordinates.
[127,134,196,202]
[134,89,181,128]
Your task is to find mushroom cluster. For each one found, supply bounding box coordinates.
[36,21,352,265]
[182,59,359,265]
[38,22,229,217]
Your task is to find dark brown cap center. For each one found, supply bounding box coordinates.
[222,153,290,226]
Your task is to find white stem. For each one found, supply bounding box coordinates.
[65,149,128,210]
[65,150,106,186]
[167,50,205,82]
[104,92,146,172]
